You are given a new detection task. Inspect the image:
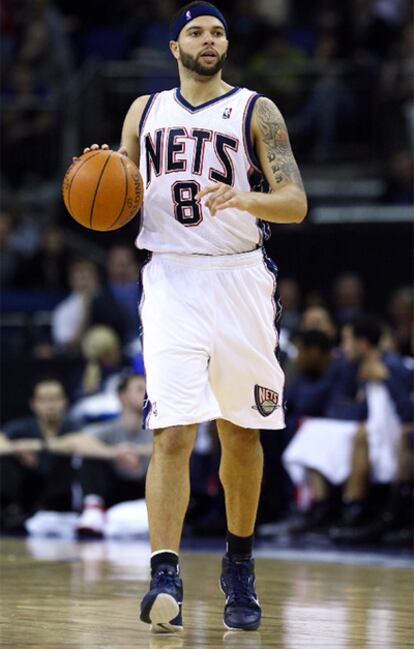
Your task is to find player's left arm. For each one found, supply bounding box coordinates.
[198,97,307,223]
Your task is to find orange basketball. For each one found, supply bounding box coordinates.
[62,149,143,231]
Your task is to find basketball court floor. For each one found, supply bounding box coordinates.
[1,537,413,649]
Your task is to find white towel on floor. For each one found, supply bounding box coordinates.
[25,499,149,538]
[25,511,79,537]
[105,499,148,537]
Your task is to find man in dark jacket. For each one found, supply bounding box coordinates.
[0,378,79,532]
[283,316,413,537]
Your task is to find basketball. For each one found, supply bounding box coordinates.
[62,149,143,231]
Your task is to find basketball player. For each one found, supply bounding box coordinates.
[83,1,307,634]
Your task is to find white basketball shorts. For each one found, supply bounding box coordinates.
[140,248,285,430]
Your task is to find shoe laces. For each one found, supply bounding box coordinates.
[225,559,257,607]
[152,565,180,591]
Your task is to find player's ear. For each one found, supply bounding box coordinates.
[169,40,179,60]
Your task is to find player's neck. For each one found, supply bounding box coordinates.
[179,74,233,107]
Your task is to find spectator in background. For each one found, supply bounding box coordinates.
[137,0,177,53]
[253,0,289,27]
[0,378,79,533]
[348,0,402,61]
[332,272,365,325]
[16,223,70,291]
[377,22,414,156]
[278,278,301,335]
[79,325,123,397]
[382,150,414,205]
[79,0,132,62]
[52,258,100,355]
[277,278,301,359]
[69,326,127,424]
[247,29,306,112]
[0,0,17,66]
[282,305,337,383]
[0,210,20,288]
[387,285,414,357]
[128,0,178,93]
[299,305,337,341]
[2,197,41,264]
[17,0,73,88]
[52,255,131,355]
[329,315,413,543]
[302,288,328,309]
[228,0,264,67]
[283,316,412,537]
[289,13,357,162]
[48,373,151,538]
[0,61,58,187]
[332,420,413,546]
[283,328,343,529]
[285,329,337,434]
[105,245,141,345]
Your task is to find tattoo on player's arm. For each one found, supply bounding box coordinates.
[256,98,304,191]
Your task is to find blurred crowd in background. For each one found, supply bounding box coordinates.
[1,0,413,185]
[0,0,413,548]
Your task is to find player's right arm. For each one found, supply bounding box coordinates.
[119,95,150,165]
[79,95,150,165]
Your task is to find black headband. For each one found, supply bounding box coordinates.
[170,3,228,42]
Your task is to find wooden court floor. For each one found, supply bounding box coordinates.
[0,538,413,649]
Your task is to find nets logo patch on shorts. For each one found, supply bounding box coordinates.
[253,385,279,417]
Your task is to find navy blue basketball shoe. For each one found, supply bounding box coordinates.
[140,564,183,633]
[220,555,261,631]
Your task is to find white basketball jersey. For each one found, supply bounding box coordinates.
[135,87,270,255]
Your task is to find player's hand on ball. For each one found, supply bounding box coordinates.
[197,183,246,216]
[64,147,143,230]
[72,143,109,163]
[72,143,129,163]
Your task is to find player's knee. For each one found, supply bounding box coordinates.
[221,428,261,458]
[154,425,196,457]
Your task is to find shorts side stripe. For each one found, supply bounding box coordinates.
[261,250,283,355]
[138,252,153,429]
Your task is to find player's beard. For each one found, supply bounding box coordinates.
[178,45,227,76]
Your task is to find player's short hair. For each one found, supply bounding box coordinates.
[350,315,383,347]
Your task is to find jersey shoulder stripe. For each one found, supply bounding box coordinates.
[242,92,263,173]
[138,93,159,137]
